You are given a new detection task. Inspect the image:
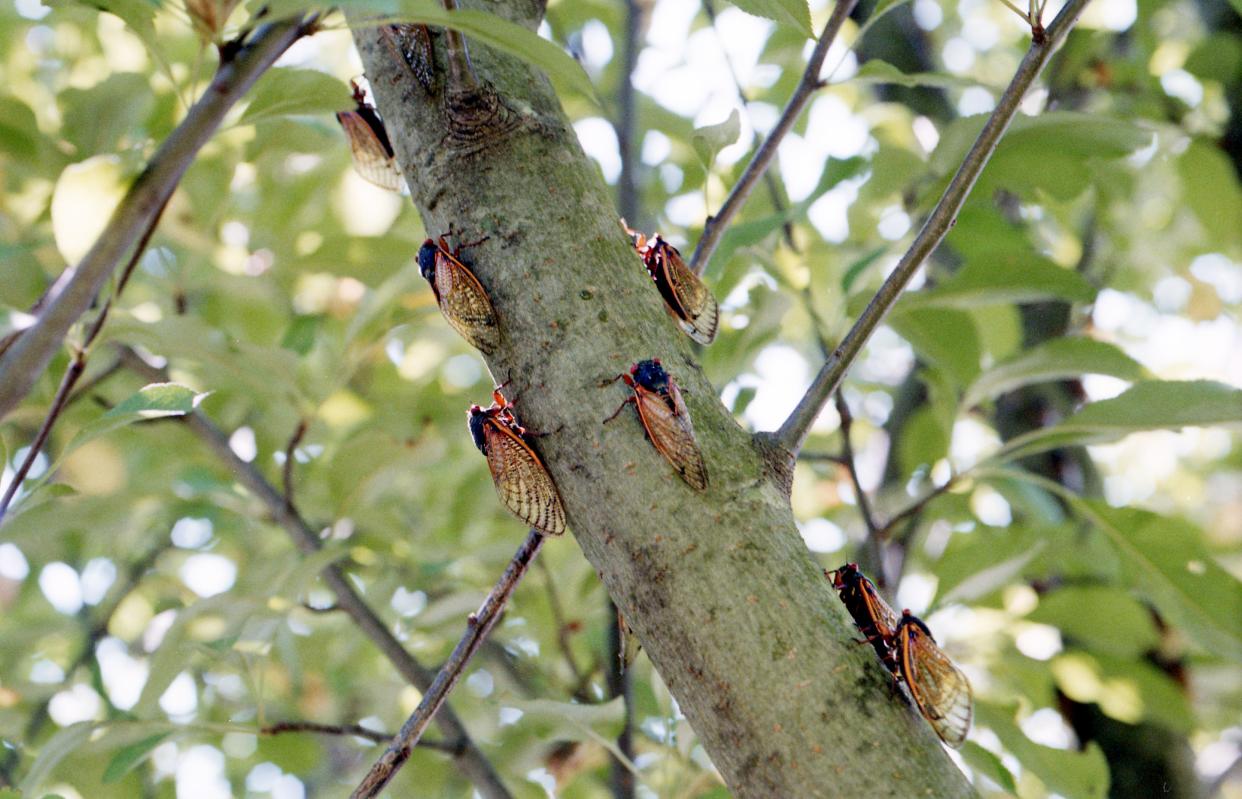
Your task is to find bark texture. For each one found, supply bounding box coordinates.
[352,5,974,795]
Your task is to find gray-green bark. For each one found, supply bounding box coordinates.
[352,5,974,795]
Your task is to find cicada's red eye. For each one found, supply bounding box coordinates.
[633,233,719,345]
[421,234,500,354]
[336,81,404,192]
[895,611,972,748]
[826,563,901,676]
[468,392,565,536]
[605,359,707,491]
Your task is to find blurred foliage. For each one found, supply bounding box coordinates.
[0,0,1241,796]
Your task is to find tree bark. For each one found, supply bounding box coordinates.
[350,4,974,795]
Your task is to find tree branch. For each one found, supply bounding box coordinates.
[687,0,859,276]
[0,196,168,523]
[773,0,1092,455]
[350,529,545,799]
[834,391,878,539]
[116,346,513,799]
[0,16,314,423]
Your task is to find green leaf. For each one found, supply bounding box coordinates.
[997,380,1242,461]
[64,383,208,455]
[1028,586,1160,658]
[1051,651,1195,732]
[899,250,1096,312]
[959,741,1017,793]
[982,470,1242,663]
[975,701,1110,799]
[691,110,741,170]
[19,722,97,794]
[0,96,47,161]
[849,60,989,90]
[505,697,626,742]
[963,337,1148,408]
[102,733,171,783]
[724,0,813,37]
[1178,139,1242,247]
[240,69,356,125]
[1081,503,1242,662]
[939,543,1045,605]
[887,308,981,386]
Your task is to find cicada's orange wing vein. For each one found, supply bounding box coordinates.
[481,420,566,536]
[657,243,719,345]
[335,105,403,192]
[434,250,500,354]
[897,614,973,748]
[633,380,708,491]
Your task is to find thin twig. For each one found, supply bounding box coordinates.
[282,418,308,512]
[350,529,546,799]
[687,0,859,276]
[260,720,461,754]
[0,353,83,521]
[877,472,963,544]
[116,346,513,799]
[0,197,168,523]
[263,721,395,745]
[0,16,314,423]
[536,558,589,695]
[702,0,798,253]
[773,0,1092,455]
[605,600,636,799]
[834,391,878,539]
[614,0,641,225]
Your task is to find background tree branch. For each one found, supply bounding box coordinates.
[0,17,313,423]
[774,0,1093,455]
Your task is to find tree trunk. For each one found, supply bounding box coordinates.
[350,4,974,795]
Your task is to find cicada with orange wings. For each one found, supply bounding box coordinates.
[335,81,404,192]
[894,610,973,748]
[605,359,707,491]
[628,230,719,345]
[468,387,566,536]
[419,233,500,354]
[826,563,901,676]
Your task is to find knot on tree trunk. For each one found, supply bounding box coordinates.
[752,431,796,496]
[442,84,525,155]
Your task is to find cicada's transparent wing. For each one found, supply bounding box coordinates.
[633,380,707,491]
[897,615,973,748]
[434,252,501,354]
[336,109,403,192]
[482,421,566,536]
[659,245,719,345]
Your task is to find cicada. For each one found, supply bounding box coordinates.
[384,23,435,93]
[894,610,973,748]
[335,81,404,192]
[468,386,566,536]
[605,359,707,491]
[826,563,901,676]
[629,229,719,345]
[418,233,501,354]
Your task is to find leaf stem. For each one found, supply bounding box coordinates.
[773,0,1093,455]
